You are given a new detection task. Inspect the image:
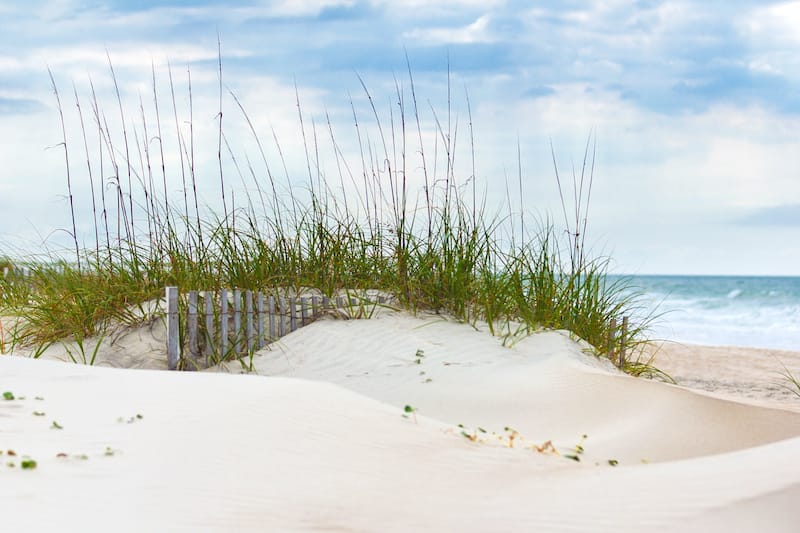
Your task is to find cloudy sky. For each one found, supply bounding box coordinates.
[2,0,800,275]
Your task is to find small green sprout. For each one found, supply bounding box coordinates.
[402,405,418,423]
[104,446,115,456]
[608,459,619,466]
[21,458,37,470]
[34,396,44,401]
[561,434,588,461]
[3,391,14,400]
[33,411,45,416]
[573,434,588,455]
[461,430,477,442]
[51,421,63,430]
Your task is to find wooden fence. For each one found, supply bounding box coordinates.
[164,287,386,371]
[1,266,32,280]
[608,316,630,369]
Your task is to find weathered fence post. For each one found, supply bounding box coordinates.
[233,289,242,355]
[188,291,199,360]
[166,286,179,370]
[268,295,276,340]
[300,297,309,326]
[257,292,265,349]
[619,316,629,369]
[279,297,286,337]
[607,318,617,365]
[245,290,255,353]
[204,292,214,367]
[289,297,298,332]
[220,289,229,359]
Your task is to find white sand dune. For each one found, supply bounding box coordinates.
[2,310,800,532]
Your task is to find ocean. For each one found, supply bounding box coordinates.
[620,276,800,351]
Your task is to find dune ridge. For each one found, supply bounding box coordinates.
[2,310,800,531]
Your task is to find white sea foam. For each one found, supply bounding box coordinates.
[622,276,800,351]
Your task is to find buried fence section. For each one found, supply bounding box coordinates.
[606,316,630,369]
[1,266,32,280]
[165,287,387,370]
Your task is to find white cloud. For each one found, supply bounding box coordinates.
[256,0,357,17]
[32,44,246,72]
[742,1,800,43]
[374,0,504,15]
[403,14,494,45]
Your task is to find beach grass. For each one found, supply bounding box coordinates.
[1,56,657,371]
[779,364,800,399]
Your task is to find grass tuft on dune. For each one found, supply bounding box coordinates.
[2,55,658,373]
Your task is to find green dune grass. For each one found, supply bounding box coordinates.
[1,57,658,373]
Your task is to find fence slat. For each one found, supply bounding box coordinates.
[607,318,617,364]
[233,289,242,355]
[245,290,255,353]
[166,286,179,370]
[300,297,309,326]
[289,297,297,332]
[619,316,629,369]
[220,289,229,359]
[279,298,286,337]
[257,292,265,349]
[204,292,214,367]
[188,290,199,360]
[268,295,276,340]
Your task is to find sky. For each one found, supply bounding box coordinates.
[2,0,800,275]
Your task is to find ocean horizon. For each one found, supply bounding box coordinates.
[616,274,800,351]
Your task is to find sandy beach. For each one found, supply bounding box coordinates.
[2,309,800,532]
[651,342,800,411]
